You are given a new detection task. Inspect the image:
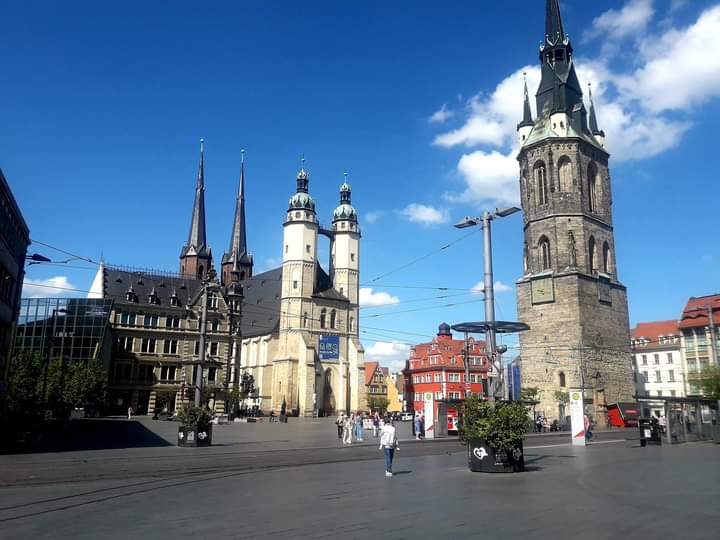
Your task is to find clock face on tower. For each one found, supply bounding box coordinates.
[531,276,554,304]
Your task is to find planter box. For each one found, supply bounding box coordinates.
[178,424,212,447]
[467,438,524,473]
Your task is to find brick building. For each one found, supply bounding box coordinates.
[403,323,490,412]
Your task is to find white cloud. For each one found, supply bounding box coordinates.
[471,280,513,295]
[428,104,454,124]
[399,203,449,225]
[365,340,411,372]
[364,210,384,224]
[432,3,720,204]
[444,149,520,206]
[360,288,400,307]
[22,276,77,298]
[584,0,654,42]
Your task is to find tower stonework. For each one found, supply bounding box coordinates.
[516,0,634,424]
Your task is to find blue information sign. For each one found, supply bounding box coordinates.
[319,335,340,361]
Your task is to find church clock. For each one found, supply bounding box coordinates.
[531,276,554,304]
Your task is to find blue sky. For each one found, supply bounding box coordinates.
[5,0,719,370]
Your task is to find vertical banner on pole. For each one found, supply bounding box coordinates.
[424,398,435,440]
[570,391,586,446]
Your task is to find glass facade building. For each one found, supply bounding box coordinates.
[14,298,114,365]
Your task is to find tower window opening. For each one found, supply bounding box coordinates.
[330,310,336,329]
[588,162,599,213]
[302,312,308,328]
[198,265,204,279]
[539,236,551,270]
[603,241,611,274]
[293,280,298,290]
[558,157,572,192]
[285,245,288,254]
[535,162,548,205]
[350,253,355,262]
[588,236,596,274]
[320,309,327,329]
[306,244,311,253]
[559,371,566,388]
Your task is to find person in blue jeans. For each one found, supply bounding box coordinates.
[355,412,365,441]
[379,421,399,477]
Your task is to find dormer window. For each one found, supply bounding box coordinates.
[148,291,159,305]
[169,294,179,307]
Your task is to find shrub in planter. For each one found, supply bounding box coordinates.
[459,397,528,473]
[177,404,213,447]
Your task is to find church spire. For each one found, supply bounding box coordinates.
[518,72,534,130]
[535,0,585,130]
[545,0,565,46]
[180,139,212,280]
[221,149,253,285]
[587,83,604,136]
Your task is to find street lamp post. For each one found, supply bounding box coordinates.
[194,268,217,407]
[223,281,243,417]
[454,207,521,399]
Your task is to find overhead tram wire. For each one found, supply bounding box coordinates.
[361,227,481,286]
[30,239,101,265]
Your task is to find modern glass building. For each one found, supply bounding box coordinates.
[14,298,114,366]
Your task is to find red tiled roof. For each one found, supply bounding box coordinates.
[632,320,679,339]
[678,294,720,330]
[405,335,488,371]
[364,361,379,386]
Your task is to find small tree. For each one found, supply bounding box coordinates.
[62,361,108,416]
[554,390,570,404]
[367,396,389,411]
[520,386,541,402]
[5,352,43,422]
[176,403,212,426]
[459,396,528,455]
[688,365,720,399]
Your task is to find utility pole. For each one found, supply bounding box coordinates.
[194,282,209,407]
[464,331,470,399]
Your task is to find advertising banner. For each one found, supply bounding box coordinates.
[570,390,586,446]
[319,335,340,361]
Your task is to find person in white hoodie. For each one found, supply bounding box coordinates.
[378,420,399,477]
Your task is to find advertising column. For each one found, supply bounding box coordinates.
[570,390,586,446]
[423,397,435,440]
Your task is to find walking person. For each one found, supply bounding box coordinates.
[379,419,399,477]
[372,413,380,438]
[336,413,345,440]
[414,411,421,440]
[343,413,354,445]
[127,406,133,420]
[584,414,593,442]
[355,412,365,442]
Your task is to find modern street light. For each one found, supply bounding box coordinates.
[25,253,52,265]
[454,207,521,398]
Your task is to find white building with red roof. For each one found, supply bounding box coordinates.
[631,320,686,410]
[678,294,720,392]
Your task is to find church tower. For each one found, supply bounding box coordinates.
[221,150,253,286]
[516,0,634,424]
[180,140,213,280]
[331,175,360,336]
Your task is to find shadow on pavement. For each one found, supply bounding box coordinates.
[6,418,172,454]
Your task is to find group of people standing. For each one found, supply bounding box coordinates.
[335,411,399,476]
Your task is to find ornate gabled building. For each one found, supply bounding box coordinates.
[91,147,365,416]
[515,0,634,424]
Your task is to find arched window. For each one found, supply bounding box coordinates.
[302,312,308,328]
[330,310,336,329]
[198,265,204,279]
[588,236,596,274]
[538,236,551,270]
[349,316,354,333]
[534,161,548,205]
[558,157,572,192]
[211,319,219,332]
[559,371,566,388]
[320,309,327,329]
[603,242,611,274]
[587,162,598,213]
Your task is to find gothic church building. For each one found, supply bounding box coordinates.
[91,144,365,416]
[516,1,635,423]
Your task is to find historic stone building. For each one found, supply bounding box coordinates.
[515,1,635,423]
[91,144,365,416]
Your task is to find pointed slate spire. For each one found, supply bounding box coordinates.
[180,139,212,279]
[185,139,208,254]
[587,83,604,136]
[517,72,534,130]
[545,0,565,45]
[221,149,253,284]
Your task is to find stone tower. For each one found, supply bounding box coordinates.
[331,176,360,336]
[516,0,634,424]
[179,140,213,280]
[221,150,253,286]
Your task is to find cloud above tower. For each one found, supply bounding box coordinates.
[431,1,720,208]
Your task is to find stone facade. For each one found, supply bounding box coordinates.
[515,1,634,424]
